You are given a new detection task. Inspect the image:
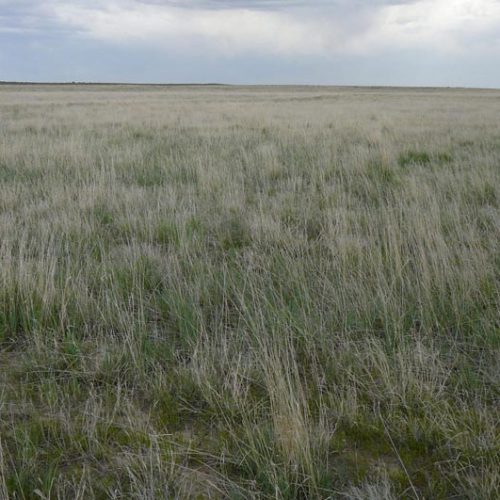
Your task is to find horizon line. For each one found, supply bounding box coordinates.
[1,81,499,91]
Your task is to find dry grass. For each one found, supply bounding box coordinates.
[0,84,499,498]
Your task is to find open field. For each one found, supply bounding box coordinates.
[0,84,499,499]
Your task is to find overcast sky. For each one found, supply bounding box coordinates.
[1,0,499,86]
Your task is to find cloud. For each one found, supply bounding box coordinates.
[40,0,336,56]
[363,0,500,52]
[1,0,499,57]
[135,1,418,10]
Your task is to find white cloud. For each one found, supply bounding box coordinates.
[2,0,500,56]
[359,0,500,53]
[49,1,331,55]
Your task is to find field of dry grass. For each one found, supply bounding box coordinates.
[0,84,499,499]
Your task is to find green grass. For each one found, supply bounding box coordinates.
[0,84,499,499]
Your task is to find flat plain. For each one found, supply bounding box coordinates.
[0,84,499,499]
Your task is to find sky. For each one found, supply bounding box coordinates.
[1,0,499,87]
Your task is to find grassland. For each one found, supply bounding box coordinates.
[0,84,499,499]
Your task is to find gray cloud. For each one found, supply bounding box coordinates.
[137,0,417,8]
[0,0,423,34]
